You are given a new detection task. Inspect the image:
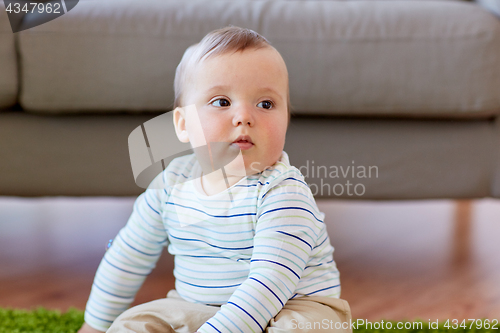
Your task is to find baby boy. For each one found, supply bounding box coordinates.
[78,26,351,333]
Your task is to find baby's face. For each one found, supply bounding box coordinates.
[175,47,289,175]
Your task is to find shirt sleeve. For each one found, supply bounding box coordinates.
[84,185,168,332]
[198,175,324,333]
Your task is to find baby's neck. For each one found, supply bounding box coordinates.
[200,170,245,196]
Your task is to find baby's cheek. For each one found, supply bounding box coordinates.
[198,122,223,143]
[267,122,287,148]
[263,130,286,166]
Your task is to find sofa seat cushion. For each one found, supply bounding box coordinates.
[0,3,18,110]
[18,0,500,117]
[0,111,497,198]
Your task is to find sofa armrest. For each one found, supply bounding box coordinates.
[0,2,18,110]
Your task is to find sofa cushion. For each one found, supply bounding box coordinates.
[0,112,496,198]
[0,2,18,110]
[18,0,500,117]
[278,1,500,117]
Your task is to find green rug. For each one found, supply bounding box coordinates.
[0,308,498,332]
[0,308,83,333]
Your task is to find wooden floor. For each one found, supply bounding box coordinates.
[0,197,499,323]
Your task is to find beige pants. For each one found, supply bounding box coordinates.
[107,290,352,333]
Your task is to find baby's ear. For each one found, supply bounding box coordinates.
[173,107,190,143]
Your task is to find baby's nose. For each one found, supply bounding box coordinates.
[232,106,254,126]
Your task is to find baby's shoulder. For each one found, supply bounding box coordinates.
[253,151,308,193]
[253,151,324,221]
[162,153,198,186]
[146,153,197,192]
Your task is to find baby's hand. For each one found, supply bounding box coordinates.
[77,323,105,333]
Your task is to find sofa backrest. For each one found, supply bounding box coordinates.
[5,0,500,118]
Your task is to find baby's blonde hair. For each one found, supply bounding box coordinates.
[173,26,291,124]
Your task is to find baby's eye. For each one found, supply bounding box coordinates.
[257,100,274,109]
[211,98,231,107]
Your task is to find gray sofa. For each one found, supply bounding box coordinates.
[1,0,500,200]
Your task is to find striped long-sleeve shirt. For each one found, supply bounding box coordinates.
[84,150,341,332]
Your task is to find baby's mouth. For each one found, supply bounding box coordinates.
[231,135,254,150]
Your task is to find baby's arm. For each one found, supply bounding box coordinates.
[198,177,326,332]
[81,185,168,332]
